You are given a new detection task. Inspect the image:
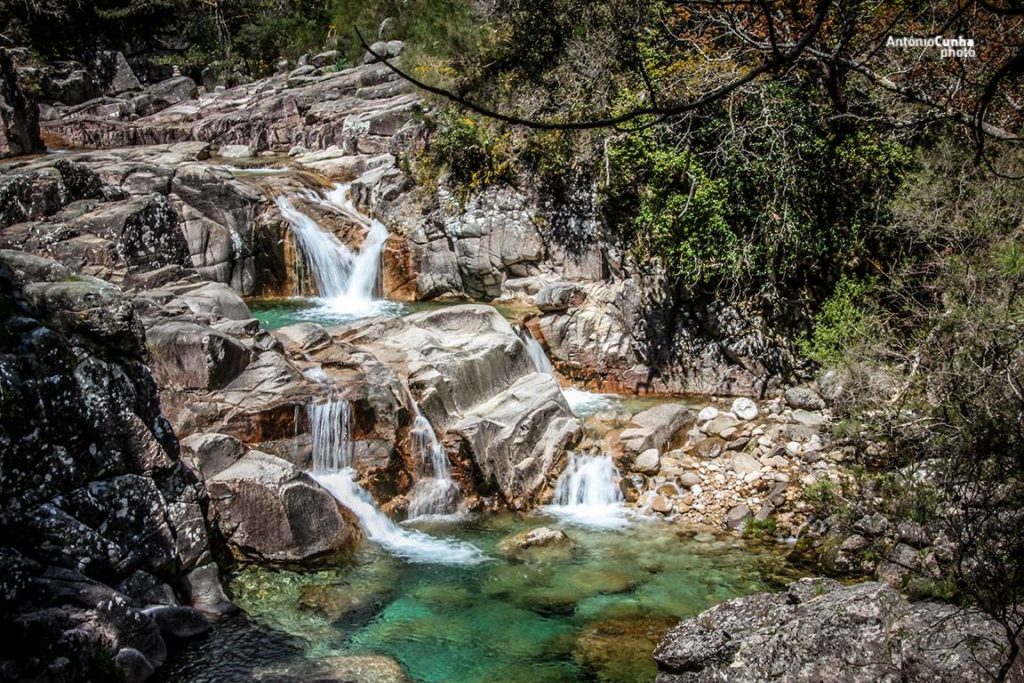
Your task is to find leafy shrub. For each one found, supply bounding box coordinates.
[422,114,513,195]
[743,516,778,539]
[797,276,876,366]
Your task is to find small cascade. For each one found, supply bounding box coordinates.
[275,183,394,318]
[306,398,485,565]
[545,452,628,528]
[518,327,555,375]
[406,408,461,518]
[518,325,618,417]
[308,400,352,472]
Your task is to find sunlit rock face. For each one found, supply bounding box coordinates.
[0,145,289,298]
[0,252,229,681]
[653,578,1018,683]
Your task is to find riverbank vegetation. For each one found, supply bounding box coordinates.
[4,0,1023,676]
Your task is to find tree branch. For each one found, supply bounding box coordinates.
[354,0,832,130]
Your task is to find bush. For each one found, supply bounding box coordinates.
[604,128,735,284]
[797,276,876,367]
[421,114,513,196]
[743,516,778,540]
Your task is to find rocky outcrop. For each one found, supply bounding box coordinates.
[40,60,417,154]
[449,372,581,508]
[0,143,288,295]
[338,305,583,508]
[0,252,228,681]
[0,47,42,158]
[357,176,607,303]
[530,278,796,396]
[618,404,693,455]
[653,578,1019,682]
[181,435,361,564]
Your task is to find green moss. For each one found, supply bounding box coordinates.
[742,517,778,540]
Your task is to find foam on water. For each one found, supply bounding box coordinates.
[307,399,485,565]
[561,388,619,417]
[544,452,629,529]
[311,470,486,566]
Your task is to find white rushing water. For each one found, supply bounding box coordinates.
[306,400,486,565]
[406,408,461,519]
[518,326,619,417]
[519,327,555,375]
[545,452,628,529]
[275,183,398,319]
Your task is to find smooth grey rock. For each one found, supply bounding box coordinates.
[180,432,248,478]
[142,605,210,640]
[730,453,761,475]
[497,526,570,555]
[218,144,253,158]
[730,397,758,421]
[724,504,751,530]
[653,578,1010,683]
[535,282,585,312]
[206,450,360,563]
[170,281,252,320]
[619,404,693,455]
[146,320,250,390]
[114,647,155,683]
[633,448,661,475]
[702,413,738,436]
[276,322,332,352]
[679,472,702,488]
[785,386,826,411]
[791,409,825,427]
[133,76,197,117]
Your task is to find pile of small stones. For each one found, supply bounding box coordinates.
[624,388,852,537]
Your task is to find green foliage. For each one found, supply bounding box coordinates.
[604,128,735,284]
[804,479,837,509]
[421,114,514,196]
[907,576,959,602]
[797,276,876,366]
[743,516,778,540]
[330,0,480,67]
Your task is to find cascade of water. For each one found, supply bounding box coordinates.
[406,407,461,518]
[308,400,352,473]
[519,327,555,375]
[274,183,391,317]
[545,452,628,528]
[306,398,484,564]
[518,325,618,417]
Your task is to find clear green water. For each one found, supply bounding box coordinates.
[248,297,539,331]
[161,514,800,683]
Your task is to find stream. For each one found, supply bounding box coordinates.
[156,179,803,683]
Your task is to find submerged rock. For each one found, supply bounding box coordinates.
[577,616,678,683]
[497,526,572,556]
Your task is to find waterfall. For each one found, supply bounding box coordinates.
[545,452,628,528]
[306,399,485,565]
[518,326,617,418]
[309,401,352,472]
[519,327,555,375]
[275,183,392,318]
[406,408,461,519]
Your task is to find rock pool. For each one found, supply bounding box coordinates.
[158,514,799,683]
